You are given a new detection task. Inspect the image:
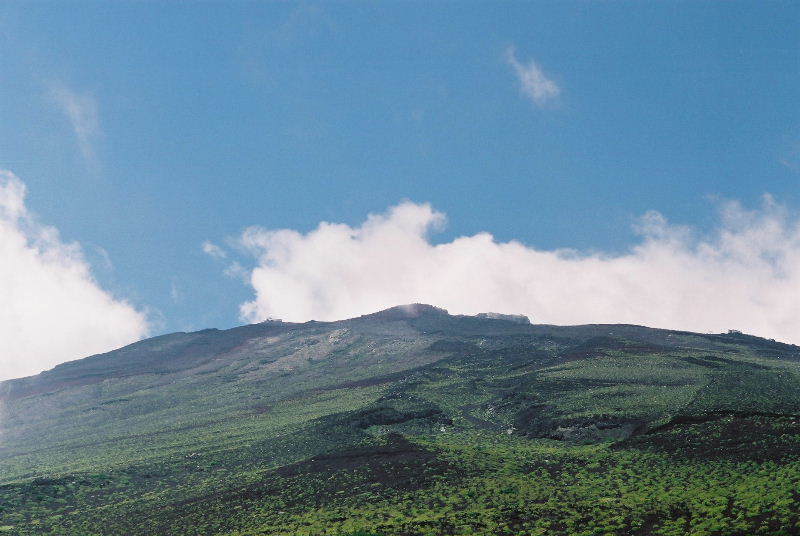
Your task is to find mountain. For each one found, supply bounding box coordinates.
[2,304,800,535]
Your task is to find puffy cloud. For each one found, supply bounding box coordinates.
[505,46,560,107]
[236,198,800,344]
[0,171,148,381]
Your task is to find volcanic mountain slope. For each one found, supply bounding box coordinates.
[2,304,800,535]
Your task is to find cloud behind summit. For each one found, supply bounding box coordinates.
[235,198,800,344]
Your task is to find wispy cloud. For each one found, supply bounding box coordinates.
[0,170,148,381]
[780,143,800,173]
[232,198,800,345]
[170,280,182,304]
[505,46,560,107]
[49,84,101,167]
[93,245,114,271]
[202,241,228,259]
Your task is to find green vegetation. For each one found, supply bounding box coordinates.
[1,305,799,535]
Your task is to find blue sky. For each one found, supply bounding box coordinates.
[1,2,799,378]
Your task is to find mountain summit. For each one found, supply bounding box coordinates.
[2,305,800,535]
[358,303,450,320]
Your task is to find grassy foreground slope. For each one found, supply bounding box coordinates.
[1,304,800,535]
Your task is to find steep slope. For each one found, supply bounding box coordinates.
[2,305,800,535]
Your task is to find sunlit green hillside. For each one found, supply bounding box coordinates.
[2,305,800,535]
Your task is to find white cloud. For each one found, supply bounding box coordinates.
[202,241,228,259]
[49,84,101,166]
[505,46,560,107]
[235,198,800,344]
[0,170,148,381]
